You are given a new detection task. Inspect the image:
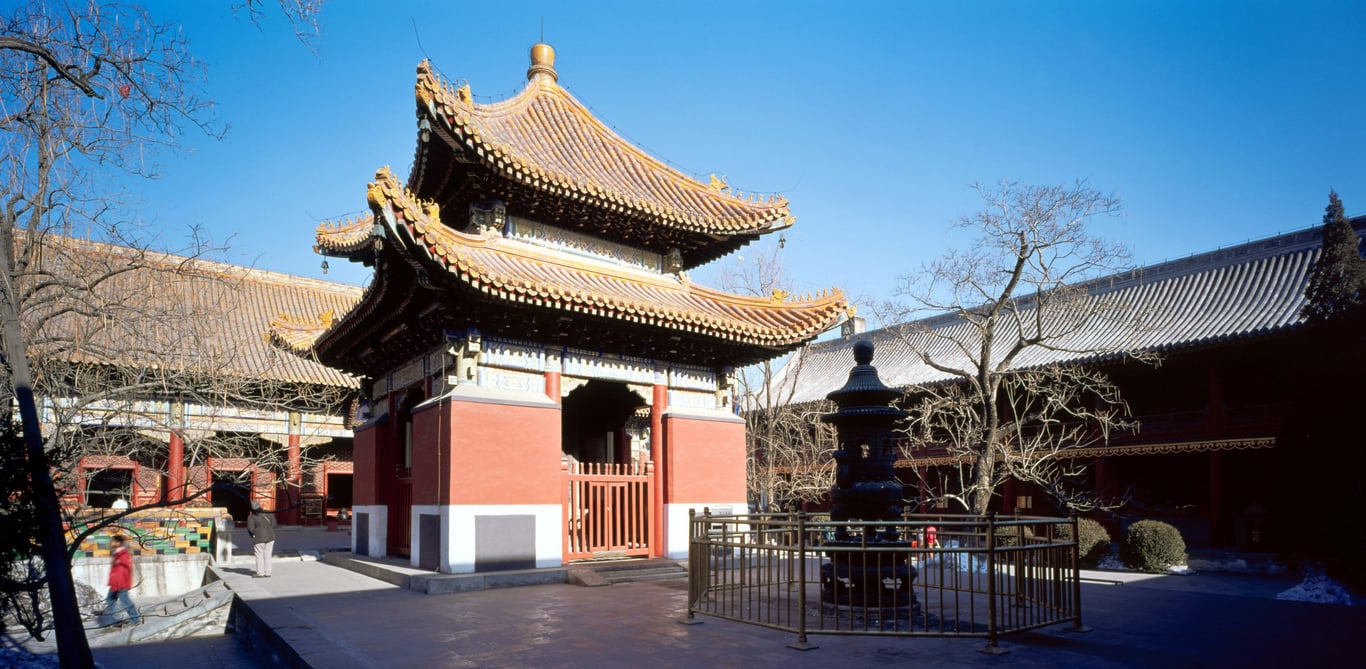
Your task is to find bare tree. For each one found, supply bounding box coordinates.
[718,242,839,511]
[1,2,329,665]
[1,232,356,646]
[883,180,1155,515]
[236,0,328,48]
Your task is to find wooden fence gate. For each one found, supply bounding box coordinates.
[563,460,653,562]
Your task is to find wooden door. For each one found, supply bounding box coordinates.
[563,460,653,561]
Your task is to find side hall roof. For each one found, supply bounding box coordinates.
[19,231,362,389]
[772,217,1366,405]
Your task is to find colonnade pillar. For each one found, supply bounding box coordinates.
[281,411,302,524]
[166,403,185,507]
[287,412,302,485]
[650,381,667,557]
[167,431,185,507]
[546,370,561,403]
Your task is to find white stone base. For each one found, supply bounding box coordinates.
[352,504,387,558]
[664,501,748,559]
[441,504,563,573]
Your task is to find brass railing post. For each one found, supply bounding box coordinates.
[1068,511,1091,633]
[979,511,1007,655]
[682,508,704,625]
[787,511,817,650]
[1014,511,1026,609]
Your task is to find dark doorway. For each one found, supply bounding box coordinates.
[212,473,253,525]
[326,473,354,509]
[87,469,133,508]
[561,380,646,464]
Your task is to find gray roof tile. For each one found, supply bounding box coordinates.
[773,219,1363,405]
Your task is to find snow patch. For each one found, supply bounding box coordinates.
[1276,569,1354,606]
[1097,554,1128,571]
[920,540,989,574]
[0,648,61,669]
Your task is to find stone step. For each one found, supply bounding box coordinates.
[596,565,687,584]
[567,559,687,586]
[604,570,686,584]
[87,579,234,647]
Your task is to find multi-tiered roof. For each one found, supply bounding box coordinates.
[282,45,845,377]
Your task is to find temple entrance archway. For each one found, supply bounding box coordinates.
[561,380,646,465]
[560,380,653,561]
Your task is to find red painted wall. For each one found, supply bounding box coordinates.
[663,414,746,504]
[411,403,444,505]
[436,398,562,506]
[352,423,379,506]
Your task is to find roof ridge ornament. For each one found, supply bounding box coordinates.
[527,42,558,84]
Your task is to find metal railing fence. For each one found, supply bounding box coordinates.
[686,510,1085,653]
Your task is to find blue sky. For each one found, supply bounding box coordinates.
[129,0,1366,320]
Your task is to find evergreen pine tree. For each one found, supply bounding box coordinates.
[1301,190,1366,324]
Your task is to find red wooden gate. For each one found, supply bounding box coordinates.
[390,474,412,557]
[563,460,653,561]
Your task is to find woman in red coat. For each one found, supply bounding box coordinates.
[105,534,140,625]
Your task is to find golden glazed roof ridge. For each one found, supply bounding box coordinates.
[412,48,794,238]
[527,43,557,83]
[357,167,845,348]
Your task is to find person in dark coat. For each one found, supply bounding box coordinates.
[105,534,140,625]
[247,500,276,577]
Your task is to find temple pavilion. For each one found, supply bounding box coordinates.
[273,44,846,571]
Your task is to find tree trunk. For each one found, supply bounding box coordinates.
[969,449,994,515]
[1,248,94,668]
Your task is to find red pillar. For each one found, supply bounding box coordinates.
[650,381,667,557]
[167,430,185,507]
[545,370,561,404]
[288,438,301,485]
[165,403,186,507]
[280,412,302,525]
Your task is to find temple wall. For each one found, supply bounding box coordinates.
[404,387,562,571]
[352,504,387,557]
[351,422,379,507]
[359,331,749,565]
[440,389,562,505]
[410,402,444,506]
[412,504,563,573]
[661,409,747,559]
[662,409,746,501]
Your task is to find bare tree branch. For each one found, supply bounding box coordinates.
[882,180,1157,514]
[719,242,839,511]
[1,2,334,661]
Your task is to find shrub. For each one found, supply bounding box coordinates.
[1054,518,1112,568]
[1120,520,1187,573]
[992,523,1036,548]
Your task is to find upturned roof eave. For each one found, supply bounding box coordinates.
[410,61,793,249]
[344,166,847,353]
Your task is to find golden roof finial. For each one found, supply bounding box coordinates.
[528,43,558,83]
